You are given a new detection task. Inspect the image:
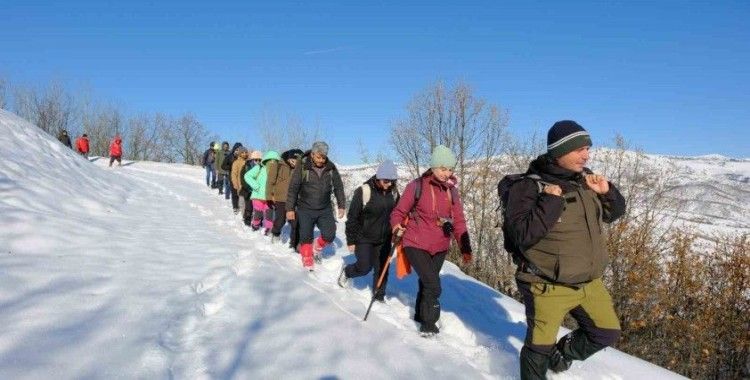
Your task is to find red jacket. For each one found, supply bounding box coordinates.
[109,138,122,156]
[390,173,472,255]
[75,136,89,153]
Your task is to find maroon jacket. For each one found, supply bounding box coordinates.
[390,173,472,255]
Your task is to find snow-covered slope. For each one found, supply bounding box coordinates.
[0,109,685,379]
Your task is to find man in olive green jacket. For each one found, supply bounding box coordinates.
[505,120,626,380]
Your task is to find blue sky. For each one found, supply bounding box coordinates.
[2,0,749,163]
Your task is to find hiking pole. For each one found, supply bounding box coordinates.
[363,235,403,321]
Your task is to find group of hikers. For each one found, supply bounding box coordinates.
[202,120,626,380]
[57,129,123,167]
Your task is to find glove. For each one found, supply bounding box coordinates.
[462,252,472,264]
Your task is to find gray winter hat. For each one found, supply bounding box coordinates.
[375,160,398,180]
[311,141,329,156]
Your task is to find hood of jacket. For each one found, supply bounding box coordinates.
[262,150,281,164]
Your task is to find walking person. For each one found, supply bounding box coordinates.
[504,121,625,379]
[109,135,123,167]
[286,141,346,270]
[57,129,72,149]
[245,150,281,233]
[75,134,90,158]
[230,147,249,214]
[337,160,400,303]
[239,151,261,226]
[266,148,304,246]
[222,143,243,201]
[202,141,217,188]
[214,141,230,196]
[390,145,472,336]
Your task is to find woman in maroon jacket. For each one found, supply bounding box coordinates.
[390,145,472,336]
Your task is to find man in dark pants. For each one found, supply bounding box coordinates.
[286,141,346,270]
[505,120,626,379]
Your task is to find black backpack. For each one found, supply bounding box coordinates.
[497,173,546,264]
[240,161,255,196]
[221,153,234,172]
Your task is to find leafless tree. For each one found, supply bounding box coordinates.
[256,106,322,153]
[83,105,122,157]
[390,80,511,277]
[13,81,75,135]
[173,113,208,165]
[0,76,8,110]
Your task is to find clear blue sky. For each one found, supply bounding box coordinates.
[3,0,749,163]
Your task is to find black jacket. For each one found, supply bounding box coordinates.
[345,176,399,246]
[505,154,626,254]
[286,154,345,211]
[202,149,215,167]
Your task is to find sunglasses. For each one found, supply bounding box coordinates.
[378,179,394,184]
[251,159,261,162]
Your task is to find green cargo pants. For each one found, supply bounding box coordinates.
[517,278,621,354]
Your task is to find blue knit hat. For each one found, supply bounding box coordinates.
[547,120,592,158]
[375,160,398,180]
[430,145,457,169]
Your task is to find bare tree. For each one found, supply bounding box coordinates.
[173,113,208,165]
[0,76,7,110]
[13,81,75,135]
[390,80,511,274]
[256,106,322,152]
[83,105,122,157]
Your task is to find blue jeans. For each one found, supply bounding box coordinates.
[223,175,231,199]
[205,165,216,187]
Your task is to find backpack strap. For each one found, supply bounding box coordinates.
[361,184,371,207]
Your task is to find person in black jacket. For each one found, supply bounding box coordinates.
[337,160,399,301]
[286,141,346,270]
[505,120,626,380]
[57,129,72,149]
[224,142,243,202]
[201,141,217,188]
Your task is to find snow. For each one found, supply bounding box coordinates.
[0,109,687,379]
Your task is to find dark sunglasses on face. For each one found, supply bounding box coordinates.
[379,179,394,185]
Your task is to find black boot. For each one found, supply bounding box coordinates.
[519,346,550,380]
[557,329,607,362]
[548,345,572,373]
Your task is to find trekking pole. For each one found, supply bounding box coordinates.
[363,234,403,321]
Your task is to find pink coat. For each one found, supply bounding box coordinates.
[390,173,471,255]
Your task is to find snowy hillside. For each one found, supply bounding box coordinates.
[0,109,685,379]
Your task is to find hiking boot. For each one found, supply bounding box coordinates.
[251,225,260,232]
[233,208,240,215]
[313,237,325,254]
[373,292,385,303]
[300,243,314,268]
[549,337,573,373]
[419,323,439,336]
[337,265,351,288]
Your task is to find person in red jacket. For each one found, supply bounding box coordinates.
[109,135,123,167]
[390,145,472,336]
[75,134,90,158]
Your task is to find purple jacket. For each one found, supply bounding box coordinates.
[390,173,472,255]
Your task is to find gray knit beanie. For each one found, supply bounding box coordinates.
[375,160,398,180]
[311,141,329,156]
